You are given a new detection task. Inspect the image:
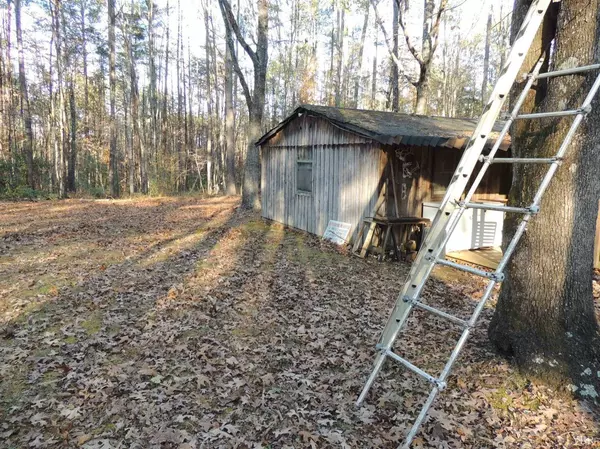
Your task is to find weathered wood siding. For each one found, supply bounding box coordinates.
[261,115,384,239]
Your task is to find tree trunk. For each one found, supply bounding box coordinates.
[204,7,213,194]
[489,0,600,396]
[244,0,268,209]
[108,0,118,197]
[176,0,185,192]
[80,2,90,139]
[68,79,76,192]
[352,3,369,108]
[15,0,34,189]
[334,0,344,107]
[51,0,66,198]
[481,6,492,108]
[146,0,157,180]
[371,43,377,109]
[162,0,170,157]
[390,0,399,112]
[218,0,268,209]
[414,67,429,115]
[224,20,237,195]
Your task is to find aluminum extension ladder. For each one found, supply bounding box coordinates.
[355,0,600,447]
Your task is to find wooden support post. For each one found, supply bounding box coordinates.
[379,224,392,261]
[359,220,377,258]
[353,220,368,254]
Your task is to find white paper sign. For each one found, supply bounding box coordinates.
[323,220,352,245]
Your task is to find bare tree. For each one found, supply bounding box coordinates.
[372,0,448,114]
[218,0,268,210]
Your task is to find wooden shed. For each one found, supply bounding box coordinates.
[257,105,513,253]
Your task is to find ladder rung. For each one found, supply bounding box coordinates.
[516,109,583,119]
[435,257,504,281]
[384,349,444,388]
[535,63,600,79]
[463,202,538,214]
[483,156,559,164]
[408,298,469,328]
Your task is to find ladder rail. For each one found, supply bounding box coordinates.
[357,2,554,410]
[462,56,546,205]
[398,69,600,446]
[402,209,536,447]
[484,157,558,164]
[532,71,600,205]
[355,2,600,448]
[535,63,600,79]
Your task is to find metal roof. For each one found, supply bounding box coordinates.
[256,104,511,150]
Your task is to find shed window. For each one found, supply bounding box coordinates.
[297,160,313,193]
[432,150,461,198]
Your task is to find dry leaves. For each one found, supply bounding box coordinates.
[0,196,599,448]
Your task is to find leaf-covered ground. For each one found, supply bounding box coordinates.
[1,196,599,449]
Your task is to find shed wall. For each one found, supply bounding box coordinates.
[261,115,384,239]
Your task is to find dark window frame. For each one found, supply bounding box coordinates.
[431,150,461,200]
[296,159,313,194]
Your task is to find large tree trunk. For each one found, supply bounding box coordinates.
[414,69,429,115]
[68,79,76,192]
[489,0,600,396]
[108,0,118,197]
[224,21,237,195]
[162,0,170,157]
[218,0,268,209]
[390,0,399,112]
[51,0,66,198]
[204,8,213,194]
[15,0,34,189]
[146,0,157,181]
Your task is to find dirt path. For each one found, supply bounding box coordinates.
[1,197,598,448]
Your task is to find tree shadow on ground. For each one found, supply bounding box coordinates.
[0,198,598,448]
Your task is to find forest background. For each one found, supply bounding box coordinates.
[0,0,511,201]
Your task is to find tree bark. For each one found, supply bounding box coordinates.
[334,0,344,107]
[352,2,369,108]
[224,18,237,195]
[15,0,34,189]
[390,0,399,112]
[146,0,157,185]
[80,1,90,139]
[395,0,448,115]
[481,6,492,108]
[108,0,118,197]
[68,79,76,192]
[219,0,268,210]
[489,0,600,396]
[204,7,213,194]
[51,0,66,198]
[162,0,170,157]
[371,41,377,109]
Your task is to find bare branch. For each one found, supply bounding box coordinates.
[396,0,425,67]
[218,0,257,65]
[218,0,253,109]
[427,0,449,64]
[370,0,418,87]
